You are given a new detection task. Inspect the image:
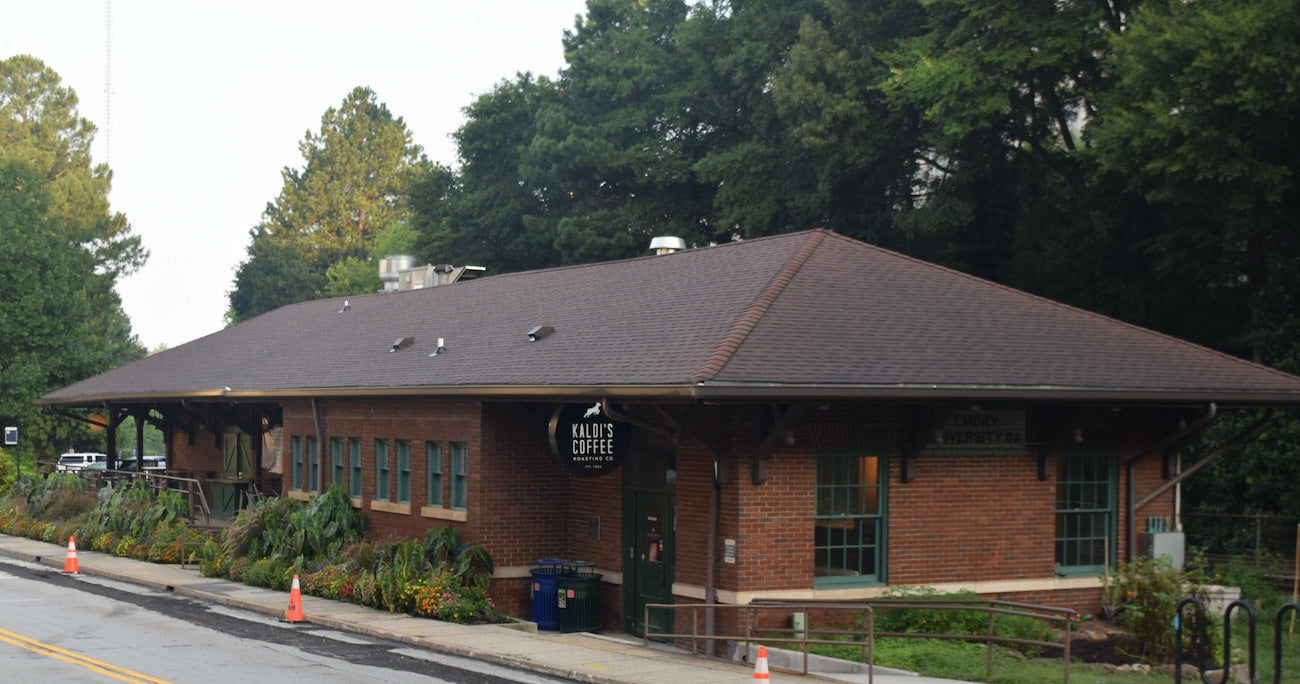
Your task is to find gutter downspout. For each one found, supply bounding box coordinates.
[311,398,326,494]
[1126,404,1217,561]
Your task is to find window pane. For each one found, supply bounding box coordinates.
[814,452,883,582]
[1055,453,1114,571]
[396,440,411,503]
[307,436,318,492]
[348,438,362,498]
[426,442,442,507]
[376,439,390,501]
[331,437,344,488]
[450,442,467,510]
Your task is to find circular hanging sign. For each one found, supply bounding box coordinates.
[548,402,630,476]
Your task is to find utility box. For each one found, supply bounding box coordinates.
[1138,531,1185,569]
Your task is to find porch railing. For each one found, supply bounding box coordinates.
[643,598,1076,684]
[80,469,212,527]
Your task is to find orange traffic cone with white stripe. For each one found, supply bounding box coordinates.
[753,645,770,680]
[63,535,79,574]
[285,574,304,622]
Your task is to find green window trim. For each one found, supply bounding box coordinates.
[376,439,390,502]
[396,440,412,504]
[450,442,467,510]
[330,437,344,489]
[291,435,303,491]
[1055,451,1116,575]
[348,438,362,499]
[814,450,886,587]
[426,442,443,507]
[306,436,318,493]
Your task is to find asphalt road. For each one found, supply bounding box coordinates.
[0,557,569,683]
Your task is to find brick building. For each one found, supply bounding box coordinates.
[40,229,1300,634]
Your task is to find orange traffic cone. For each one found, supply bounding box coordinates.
[63,535,79,574]
[285,574,304,622]
[753,645,770,680]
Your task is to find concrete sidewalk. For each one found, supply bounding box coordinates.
[0,534,974,684]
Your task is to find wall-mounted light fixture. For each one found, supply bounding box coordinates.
[527,325,554,342]
[429,337,446,357]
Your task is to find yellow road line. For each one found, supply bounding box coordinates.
[0,626,172,684]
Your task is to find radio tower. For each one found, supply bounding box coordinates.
[104,0,112,166]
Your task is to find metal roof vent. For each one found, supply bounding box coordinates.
[390,336,414,352]
[649,236,686,255]
[527,325,554,342]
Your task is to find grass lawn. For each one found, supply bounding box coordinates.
[801,623,1300,684]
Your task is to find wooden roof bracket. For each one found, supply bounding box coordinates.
[903,407,956,483]
[1124,402,1219,560]
[753,403,806,485]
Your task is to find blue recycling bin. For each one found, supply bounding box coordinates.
[530,558,566,630]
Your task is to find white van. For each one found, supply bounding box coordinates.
[56,452,107,472]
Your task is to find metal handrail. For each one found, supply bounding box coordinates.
[80,469,212,526]
[643,598,1076,684]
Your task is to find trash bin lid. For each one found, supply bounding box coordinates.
[536,557,567,566]
[565,560,595,569]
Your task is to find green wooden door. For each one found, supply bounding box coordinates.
[626,490,674,636]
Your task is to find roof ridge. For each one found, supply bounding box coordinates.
[691,229,829,384]
[826,231,1300,384]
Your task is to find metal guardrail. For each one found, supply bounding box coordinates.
[644,598,1077,684]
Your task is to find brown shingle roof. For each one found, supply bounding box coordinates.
[40,229,1300,407]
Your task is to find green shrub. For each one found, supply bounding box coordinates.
[243,558,283,588]
[1103,555,1213,662]
[1214,555,1288,614]
[869,586,1055,655]
[412,571,500,623]
[423,526,494,590]
[200,539,231,578]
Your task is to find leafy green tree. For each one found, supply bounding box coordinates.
[229,226,325,323]
[0,161,136,465]
[0,54,145,279]
[522,0,712,263]
[265,86,425,265]
[872,0,1128,280]
[1089,0,1300,362]
[769,0,926,247]
[412,74,562,274]
[0,55,145,465]
[229,87,425,321]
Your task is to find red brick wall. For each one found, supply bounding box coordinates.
[888,450,1054,583]
[263,398,1184,627]
[280,398,482,539]
[167,424,223,476]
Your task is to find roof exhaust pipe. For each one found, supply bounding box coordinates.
[649,236,686,255]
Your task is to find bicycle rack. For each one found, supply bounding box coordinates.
[1176,597,1300,684]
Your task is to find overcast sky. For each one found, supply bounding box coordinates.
[2,0,589,351]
